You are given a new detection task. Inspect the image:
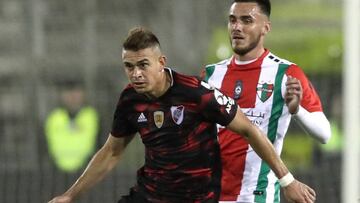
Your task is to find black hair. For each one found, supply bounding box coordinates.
[233,0,271,17]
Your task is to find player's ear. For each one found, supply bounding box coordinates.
[262,21,271,35]
[159,55,167,68]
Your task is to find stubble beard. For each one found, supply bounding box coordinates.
[232,34,261,56]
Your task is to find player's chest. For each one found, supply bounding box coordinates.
[129,102,199,132]
[218,68,279,108]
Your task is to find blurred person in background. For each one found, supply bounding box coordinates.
[201,0,331,202]
[45,80,99,173]
[48,27,315,203]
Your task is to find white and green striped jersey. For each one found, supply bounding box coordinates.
[202,50,323,203]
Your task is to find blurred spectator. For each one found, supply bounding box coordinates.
[44,81,99,173]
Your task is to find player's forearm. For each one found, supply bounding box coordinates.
[293,106,331,144]
[227,109,289,179]
[63,144,122,199]
[246,126,289,179]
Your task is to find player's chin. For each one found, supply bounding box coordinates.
[132,83,147,91]
[133,87,147,94]
[233,45,250,56]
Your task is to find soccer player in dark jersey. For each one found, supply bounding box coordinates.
[48,27,315,203]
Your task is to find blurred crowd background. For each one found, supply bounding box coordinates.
[0,0,343,202]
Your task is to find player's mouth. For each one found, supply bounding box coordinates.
[132,81,146,88]
[232,35,245,41]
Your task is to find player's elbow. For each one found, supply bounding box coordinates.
[318,122,332,144]
[319,133,330,144]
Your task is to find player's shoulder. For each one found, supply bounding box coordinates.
[118,84,138,102]
[264,51,300,68]
[120,84,134,95]
[172,69,201,88]
[205,58,231,69]
[265,51,296,66]
[264,52,310,83]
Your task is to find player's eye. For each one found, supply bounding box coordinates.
[228,16,237,24]
[124,63,135,71]
[241,16,253,24]
[138,63,149,69]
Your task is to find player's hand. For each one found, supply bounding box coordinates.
[283,180,316,203]
[285,76,303,114]
[48,195,72,203]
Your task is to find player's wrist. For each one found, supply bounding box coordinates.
[278,172,295,187]
[290,106,299,115]
[292,105,305,117]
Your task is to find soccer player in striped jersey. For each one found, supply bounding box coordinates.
[201,1,331,203]
[49,27,315,203]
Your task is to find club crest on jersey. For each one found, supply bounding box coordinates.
[257,83,274,102]
[154,111,164,128]
[171,105,184,125]
[234,80,243,100]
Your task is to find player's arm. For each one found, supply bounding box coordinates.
[226,108,316,203]
[285,66,331,144]
[48,133,135,203]
[293,106,331,144]
[226,108,288,178]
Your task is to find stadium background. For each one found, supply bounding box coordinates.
[0,0,343,202]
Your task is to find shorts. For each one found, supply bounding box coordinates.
[117,188,150,203]
[117,188,217,203]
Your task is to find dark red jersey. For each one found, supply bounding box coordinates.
[111,68,238,203]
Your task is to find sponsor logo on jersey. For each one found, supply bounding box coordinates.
[256,83,274,102]
[244,110,266,127]
[253,190,264,196]
[137,113,148,123]
[171,106,184,125]
[234,80,242,100]
[214,89,235,113]
[154,111,164,128]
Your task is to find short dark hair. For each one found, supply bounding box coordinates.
[233,0,271,17]
[122,27,161,51]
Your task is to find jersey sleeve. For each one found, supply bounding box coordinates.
[199,81,238,126]
[111,92,137,137]
[286,64,323,112]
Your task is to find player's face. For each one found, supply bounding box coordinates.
[122,46,166,95]
[228,2,270,56]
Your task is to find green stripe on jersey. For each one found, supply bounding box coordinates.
[204,65,215,82]
[254,63,289,203]
[273,181,280,203]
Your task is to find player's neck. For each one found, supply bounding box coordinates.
[146,71,171,99]
[235,47,265,62]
